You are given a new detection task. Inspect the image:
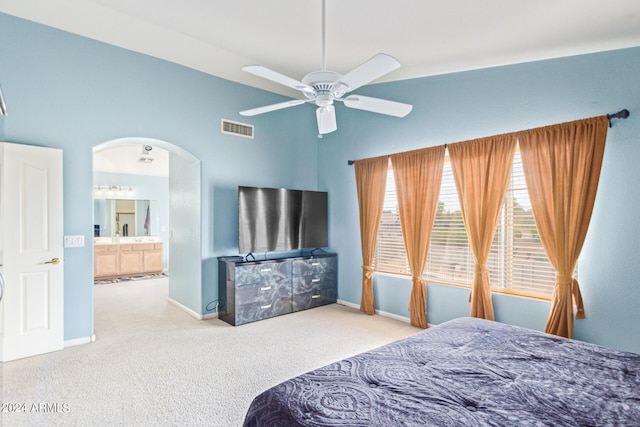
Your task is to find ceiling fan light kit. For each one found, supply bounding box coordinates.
[239,0,413,135]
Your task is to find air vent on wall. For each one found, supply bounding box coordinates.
[221,119,254,139]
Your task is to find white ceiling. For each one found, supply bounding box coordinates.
[1,0,640,98]
[94,144,169,177]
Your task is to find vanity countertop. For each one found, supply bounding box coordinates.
[94,236,161,245]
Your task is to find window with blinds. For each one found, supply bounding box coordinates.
[375,171,411,274]
[373,145,562,299]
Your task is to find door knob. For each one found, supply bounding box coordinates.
[45,257,61,265]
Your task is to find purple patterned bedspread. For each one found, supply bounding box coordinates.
[243,317,640,426]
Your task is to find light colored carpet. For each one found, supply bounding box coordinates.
[1,277,420,426]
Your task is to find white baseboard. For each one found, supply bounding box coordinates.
[168,297,203,319]
[167,297,219,320]
[203,312,219,320]
[336,299,358,310]
[337,299,411,324]
[64,334,96,348]
[376,309,411,324]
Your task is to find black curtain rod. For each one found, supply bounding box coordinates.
[347,109,630,165]
[607,108,630,127]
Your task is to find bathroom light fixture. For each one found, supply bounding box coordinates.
[94,185,134,197]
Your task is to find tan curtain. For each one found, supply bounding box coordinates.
[448,136,517,321]
[518,116,608,338]
[354,155,389,315]
[390,146,445,328]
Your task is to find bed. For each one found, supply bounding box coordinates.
[243,317,640,426]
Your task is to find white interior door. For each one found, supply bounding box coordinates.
[0,142,64,362]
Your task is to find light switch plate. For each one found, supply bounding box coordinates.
[64,235,85,248]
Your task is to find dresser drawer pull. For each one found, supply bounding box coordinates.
[260,286,272,291]
[260,304,272,309]
[260,267,272,273]
[311,278,321,283]
[311,295,321,299]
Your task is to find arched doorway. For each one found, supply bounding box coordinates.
[92,137,202,327]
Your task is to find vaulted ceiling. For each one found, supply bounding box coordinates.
[2,0,640,98]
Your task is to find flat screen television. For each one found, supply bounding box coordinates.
[238,186,328,253]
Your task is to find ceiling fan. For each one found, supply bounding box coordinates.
[239,0,413,135]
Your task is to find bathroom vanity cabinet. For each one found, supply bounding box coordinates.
[94,242,163,279]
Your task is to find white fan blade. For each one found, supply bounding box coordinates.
[240,99,307,116]
[242,65,313,93]
[343,95,413,117]
[337,53,401,92]
[316,105,337,134]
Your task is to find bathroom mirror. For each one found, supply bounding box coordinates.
[94,199,157,237]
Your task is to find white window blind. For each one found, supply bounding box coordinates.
[486,149,559,297]
[373,145,564,299]
[374,167,410,275]
[424,158,473,285]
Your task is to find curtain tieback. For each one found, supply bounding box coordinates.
[470,264,491,302]
[362,265,374,280]
[572,278,586,320]
[474,263,488,274]
[557,274,573,286]
[556,275,586,320]
[474,263,491,283]
[411,275,425,287]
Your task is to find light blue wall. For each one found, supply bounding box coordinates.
[167,150,202,312]
[2,12,639,353]
[318,47,640,353]
[0,13,319,341]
